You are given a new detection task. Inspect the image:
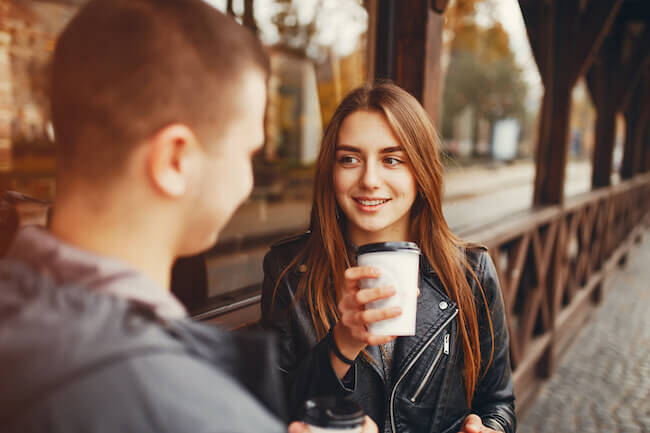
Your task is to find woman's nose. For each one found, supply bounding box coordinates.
[360,161,381,190]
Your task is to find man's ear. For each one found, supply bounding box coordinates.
[147,124,200,198]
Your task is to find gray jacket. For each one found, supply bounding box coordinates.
[0,228,286,433]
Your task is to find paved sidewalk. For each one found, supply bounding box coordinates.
[518,232,650,433]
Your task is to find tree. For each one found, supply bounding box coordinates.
[441,1,528,156]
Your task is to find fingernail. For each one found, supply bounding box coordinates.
[391,306,402,314]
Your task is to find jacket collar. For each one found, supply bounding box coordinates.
[420,253,438,277]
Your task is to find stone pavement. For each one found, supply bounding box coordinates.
[518,233,650,433]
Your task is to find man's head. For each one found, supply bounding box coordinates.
[51,0,269,256]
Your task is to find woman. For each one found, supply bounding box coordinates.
[261,83,515,433]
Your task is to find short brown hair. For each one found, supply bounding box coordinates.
[51,0,269,179]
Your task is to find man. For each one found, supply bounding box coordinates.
[0,1,375,432]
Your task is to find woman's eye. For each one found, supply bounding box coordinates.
[384,157,402,166]
[339,155,360,165]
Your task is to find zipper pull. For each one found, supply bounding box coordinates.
[443,333,450,355]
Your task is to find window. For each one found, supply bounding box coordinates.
[0,0,372,315]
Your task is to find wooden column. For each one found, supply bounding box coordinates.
[373,0,395,80]
[590,34,621,188]
[519,0,622,205]
[590,3,650,185]
[621,70,650,179]
[644,127,650,173]
[422,10,445,123]
[374,0,448,123]
[242,0,257,32]
[391,0,428,99]
[531,1,579,205]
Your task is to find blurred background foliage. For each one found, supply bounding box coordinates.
[441,0,528,156]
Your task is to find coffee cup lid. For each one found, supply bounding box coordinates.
[357,241,420,255]
[303,397,364,429]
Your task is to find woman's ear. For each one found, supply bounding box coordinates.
[147,124,200,198]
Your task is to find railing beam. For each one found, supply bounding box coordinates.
[572,0,624,81]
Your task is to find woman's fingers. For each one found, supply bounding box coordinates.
[289,413,379,433]
[366,334,397,346]
[356,306,402,324]
[343,266,380,292]
[288,421,307,433]
[355,285,396,304]
[361,416,379,433]
[338,267,401,348]
[459,414,492,433]
[341,305,401,328]
[340,285,395,312]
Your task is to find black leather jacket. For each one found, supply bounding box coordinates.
[261,233,515,433]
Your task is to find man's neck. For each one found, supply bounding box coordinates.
[49,199,175,291]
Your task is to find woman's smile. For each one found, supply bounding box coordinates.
[353,197,392,212]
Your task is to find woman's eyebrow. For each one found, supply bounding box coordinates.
[335,145,361,152]
[380,146,404,153]
[335,145,405,153]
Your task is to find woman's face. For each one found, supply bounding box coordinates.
[333,110,417,245]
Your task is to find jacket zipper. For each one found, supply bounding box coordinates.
[409,332,450,403]
[390,309,458,433]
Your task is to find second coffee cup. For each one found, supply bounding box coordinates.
[357,241,420,336]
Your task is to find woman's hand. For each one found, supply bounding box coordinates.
[333,266,402,360]
[289,415,378,433]
[458,414,501,433]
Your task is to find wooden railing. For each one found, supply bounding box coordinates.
[3,174,649,415]
[460,173,650,413]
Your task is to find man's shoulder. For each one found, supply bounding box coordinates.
[0,263,285,433]
[125,351,285,431]
[0,260,183,421]
[6,351,285,433]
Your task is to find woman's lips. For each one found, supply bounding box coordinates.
[353,197,391,212]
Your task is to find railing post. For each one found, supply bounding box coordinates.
[541,216,563,378]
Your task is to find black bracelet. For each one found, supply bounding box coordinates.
[328,327,356,365]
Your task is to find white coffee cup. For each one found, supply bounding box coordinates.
[357,242,420,336]
[303,397,364,433]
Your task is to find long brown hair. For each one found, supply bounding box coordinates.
[274,82,494,406]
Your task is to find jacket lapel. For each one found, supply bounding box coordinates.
[390,257,456,382]
[362,344,386,382]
